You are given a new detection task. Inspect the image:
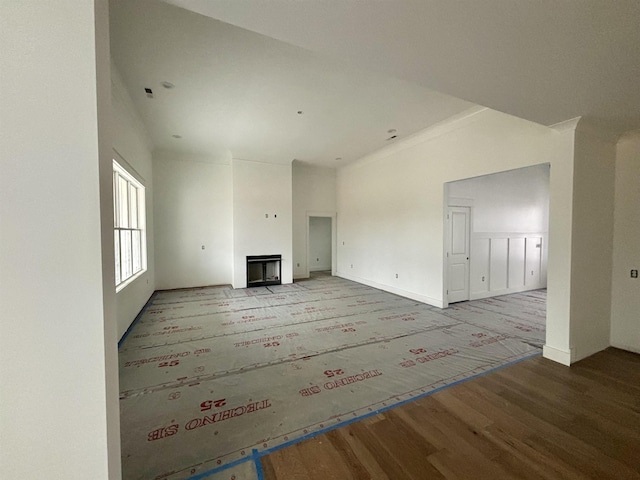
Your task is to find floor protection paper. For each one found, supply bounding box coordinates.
[119,276,546,480]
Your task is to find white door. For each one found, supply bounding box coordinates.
[447,207,470,303]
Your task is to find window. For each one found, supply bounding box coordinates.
[113,159,146,291]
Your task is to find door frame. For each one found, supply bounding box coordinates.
[442,194,474,308]
[306,211,337,278]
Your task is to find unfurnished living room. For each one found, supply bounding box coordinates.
[2,1,640,480]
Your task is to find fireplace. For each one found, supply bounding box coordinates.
[246,255,281,287]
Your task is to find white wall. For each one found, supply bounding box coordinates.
[154,152,233,290]
[610,133,640,353]
[448,164,549,298]
[448,165,550,233]
[309,217,332,271]
[0,1,118,478]
[292,162,336,278]
[543,123,576,364]
[337,108,563,307]
[232,159,293,288]
[112,65,155,339]
[566,125,616,362]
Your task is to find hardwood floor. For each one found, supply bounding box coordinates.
[261,348,640,479]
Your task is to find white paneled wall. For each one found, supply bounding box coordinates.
[508,238,526,289]
[471,234,546,299]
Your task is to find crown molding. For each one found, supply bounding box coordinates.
[342,106,488,172]
[549,117,581,133]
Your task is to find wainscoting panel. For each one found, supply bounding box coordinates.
[508,238,526,289]
[526,236,543,287]
[471,233,546,300]
[470,238,490,295]
[489,238,509,291]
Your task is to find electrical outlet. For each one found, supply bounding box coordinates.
[297,263,300,267]
[395,273,398,278]
[351,264,353,269]
[482,276,485,282]
[632,269,638,278]
[201,245,205,250]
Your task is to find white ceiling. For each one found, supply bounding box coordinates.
[109,0,476,166]
[165,0,640,136]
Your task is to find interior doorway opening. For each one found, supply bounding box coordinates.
[444,163,550,307]
[306,212,337,278]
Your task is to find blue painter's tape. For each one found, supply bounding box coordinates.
[253,449,265,480]
[183,350,541,480]
[187,456,252,480]
[255,351,541,457]
[118,291,157,349]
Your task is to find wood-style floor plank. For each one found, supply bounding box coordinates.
[261,348,640,479]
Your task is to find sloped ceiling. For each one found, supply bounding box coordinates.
[109,0,476,166]
[166,0,640,135]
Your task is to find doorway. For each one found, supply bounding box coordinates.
[306,212,337,278]
[443,164,550,307]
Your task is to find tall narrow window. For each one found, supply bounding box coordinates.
[113,159,146,291]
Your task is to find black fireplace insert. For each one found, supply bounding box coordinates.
[246,255,281,287]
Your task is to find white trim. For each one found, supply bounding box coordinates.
[115,270,145,293]
[336,271,444,308]
[342,106,488,173]
[542,345,572,366]
[448,197,474,207]
[113,158,147,291]
[472,231,548,239]
[549,116,581,133]
[470,284,545,300]
[442,183,450,308]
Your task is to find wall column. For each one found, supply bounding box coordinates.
[0,1,120,478]
[545,119,616,365]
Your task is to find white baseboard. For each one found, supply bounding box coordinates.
[542,344,572,366]
[470,283,545,300]
[336,271,444,308]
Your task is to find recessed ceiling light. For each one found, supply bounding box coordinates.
[387,128,397,134]
[172,134,182,139]
[161,81,175,89]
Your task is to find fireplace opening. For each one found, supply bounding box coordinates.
[246,255,281,287]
